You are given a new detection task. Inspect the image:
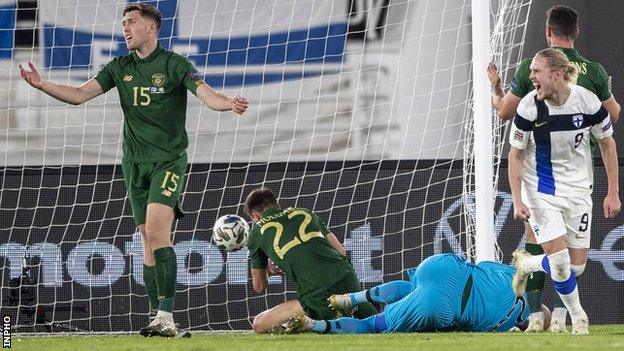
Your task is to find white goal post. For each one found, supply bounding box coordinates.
[471,0,495,262]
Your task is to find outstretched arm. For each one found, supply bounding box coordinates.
[19,61,104,105]
[195,83,249,114]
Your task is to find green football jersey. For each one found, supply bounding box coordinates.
[510,47,612,100]
[94,44,204,163]
[248,207,355,300]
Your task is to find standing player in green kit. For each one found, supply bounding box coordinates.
[487,5,619,333]
[244,188,378,333]
[19,3,249,337]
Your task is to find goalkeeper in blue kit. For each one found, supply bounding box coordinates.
[286,254,546,333]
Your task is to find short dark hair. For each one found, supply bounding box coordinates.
[546,5,578,41]
[123,3,162,30]
[244,188,279,216]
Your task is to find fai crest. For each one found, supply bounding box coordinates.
[151,73,166,87]
[573,114,583,129]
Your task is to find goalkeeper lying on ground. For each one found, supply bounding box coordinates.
[286,253,551,333]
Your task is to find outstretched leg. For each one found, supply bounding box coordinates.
[513,241,588,335]
[330,280,413,313]
[288,312,387,334]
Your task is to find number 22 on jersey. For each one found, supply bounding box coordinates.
[260,210,324,259]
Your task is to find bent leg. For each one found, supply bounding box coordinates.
[253,300,304,333]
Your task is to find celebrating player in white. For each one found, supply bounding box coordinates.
[508,48,620,335]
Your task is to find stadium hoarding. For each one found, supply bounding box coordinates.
[0,0,472,167]
[1,162,622,331]
[0,0,15,60]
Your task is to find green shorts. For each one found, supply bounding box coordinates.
[299,271,378,320]
[121,154,187,226]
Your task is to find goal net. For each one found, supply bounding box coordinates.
[0,0,532,332]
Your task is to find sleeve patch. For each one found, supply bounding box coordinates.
[188,70,202,80]
[514,130,524,142]
[510,78,518,91]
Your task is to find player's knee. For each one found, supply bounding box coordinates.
[144,225,171,249]
[570,263,586,277]
[252,313,269,333]
[547,249,571,281]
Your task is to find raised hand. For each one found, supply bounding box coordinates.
[231,95,249,115]
[487,63,502,86]
[19,61,44,89]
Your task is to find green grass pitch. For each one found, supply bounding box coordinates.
[14,325,624,351]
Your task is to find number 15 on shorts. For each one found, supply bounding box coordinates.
[161,171,179,197]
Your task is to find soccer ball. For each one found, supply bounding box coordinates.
[212,214,250,251]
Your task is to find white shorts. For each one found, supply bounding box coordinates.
[521,190,592,249]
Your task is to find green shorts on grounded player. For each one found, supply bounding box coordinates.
[487,5,621,333]
[244,188,378,333]
[19,3,249,338]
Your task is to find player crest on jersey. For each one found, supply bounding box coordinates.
[573,114,583,128]
[151,73,166,87]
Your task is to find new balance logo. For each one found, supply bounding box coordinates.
[161,190,172,197]
[123,75,133,81]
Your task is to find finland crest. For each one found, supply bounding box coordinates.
[573,114,583,128]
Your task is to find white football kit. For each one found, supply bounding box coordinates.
[509,85,613,247]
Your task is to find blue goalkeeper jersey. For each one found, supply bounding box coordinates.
[383,254,529,332]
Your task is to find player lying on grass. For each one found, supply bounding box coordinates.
[244,188,378,333]
[285,253,552,334]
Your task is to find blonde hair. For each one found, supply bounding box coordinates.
[536,48,578,82]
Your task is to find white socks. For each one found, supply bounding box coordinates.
[156,310,174,322]
[524,253,547,273]
[547,249,587,324]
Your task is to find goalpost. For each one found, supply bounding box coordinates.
[468,0,533,262]
[471,0,494,263]
[0,0,533,332]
